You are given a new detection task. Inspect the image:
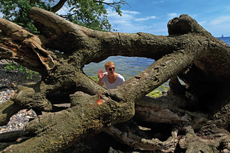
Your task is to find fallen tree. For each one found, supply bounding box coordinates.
[0,7,230,152]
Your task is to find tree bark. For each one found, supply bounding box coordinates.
[52,0,68,13]
[0,7,230,152]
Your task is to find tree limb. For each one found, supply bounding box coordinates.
[104,125,179,152]
[52,0,68,13]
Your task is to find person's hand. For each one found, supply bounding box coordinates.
[98,69,106,79]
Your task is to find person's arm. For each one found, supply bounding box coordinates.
[98,78,104,86]
[121,75,125,83]
[97,69,105,86]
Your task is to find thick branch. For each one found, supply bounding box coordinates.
[11,86,53,112]
[30,0,36,5]
[104,125,179,152]
[3,92,135,152]
[52,0,68,13]
[28,7,230,82]
[0,18,55,73]
[1,7,230,153]
[135,96,190,124]
[116,39,207,101]
[179,125,230,152]
[0,100,22,126]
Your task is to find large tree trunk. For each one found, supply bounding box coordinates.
[0,7,230,152]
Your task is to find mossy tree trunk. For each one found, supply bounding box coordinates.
[0,7,230,152]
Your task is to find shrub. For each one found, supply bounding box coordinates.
[4,62,39,79]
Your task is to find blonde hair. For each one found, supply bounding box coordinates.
[105,61,115,69]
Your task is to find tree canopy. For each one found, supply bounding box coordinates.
[0,0,128,32]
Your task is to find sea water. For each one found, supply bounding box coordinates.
[83,37,230,81]
[83,56,155,79]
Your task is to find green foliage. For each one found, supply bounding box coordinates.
[148,90,162,98]
[89,76,99,83]
[0,0,52,32]
[0,0,126,32]
[88,76,106,88]
[4,62,39,79]
[147,85,169,98]
[65,0,107,31]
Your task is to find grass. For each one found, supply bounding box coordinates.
[4,62,39,79]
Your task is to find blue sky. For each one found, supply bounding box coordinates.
[103,0,230,37]
[0,0,229,37]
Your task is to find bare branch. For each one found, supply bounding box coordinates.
[93,0,129,7]
[52,0,68,13]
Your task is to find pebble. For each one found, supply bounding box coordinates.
[0,109,37,134]
[0,60,38,134]
[0,88,16,104]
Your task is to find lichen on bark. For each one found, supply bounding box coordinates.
[0,7,230,152]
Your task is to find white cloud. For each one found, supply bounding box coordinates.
[121,10,140,15]
[210,16,230,25]
[152,0,165,3]
[107,8,137,24]
[202,16,230,37]
[167,13,179,19]
[135,16,157,21]
[198,21,207,26]
[107,8,161,33]
[104,0,114,3]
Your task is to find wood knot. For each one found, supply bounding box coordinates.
[135,76,141,79]
[96,92,104,106]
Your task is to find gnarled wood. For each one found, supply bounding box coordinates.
[104,125,179,152]
[0,7,230,152]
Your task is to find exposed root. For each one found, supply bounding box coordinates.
[179,125,230,152]
[104,124,179,152]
